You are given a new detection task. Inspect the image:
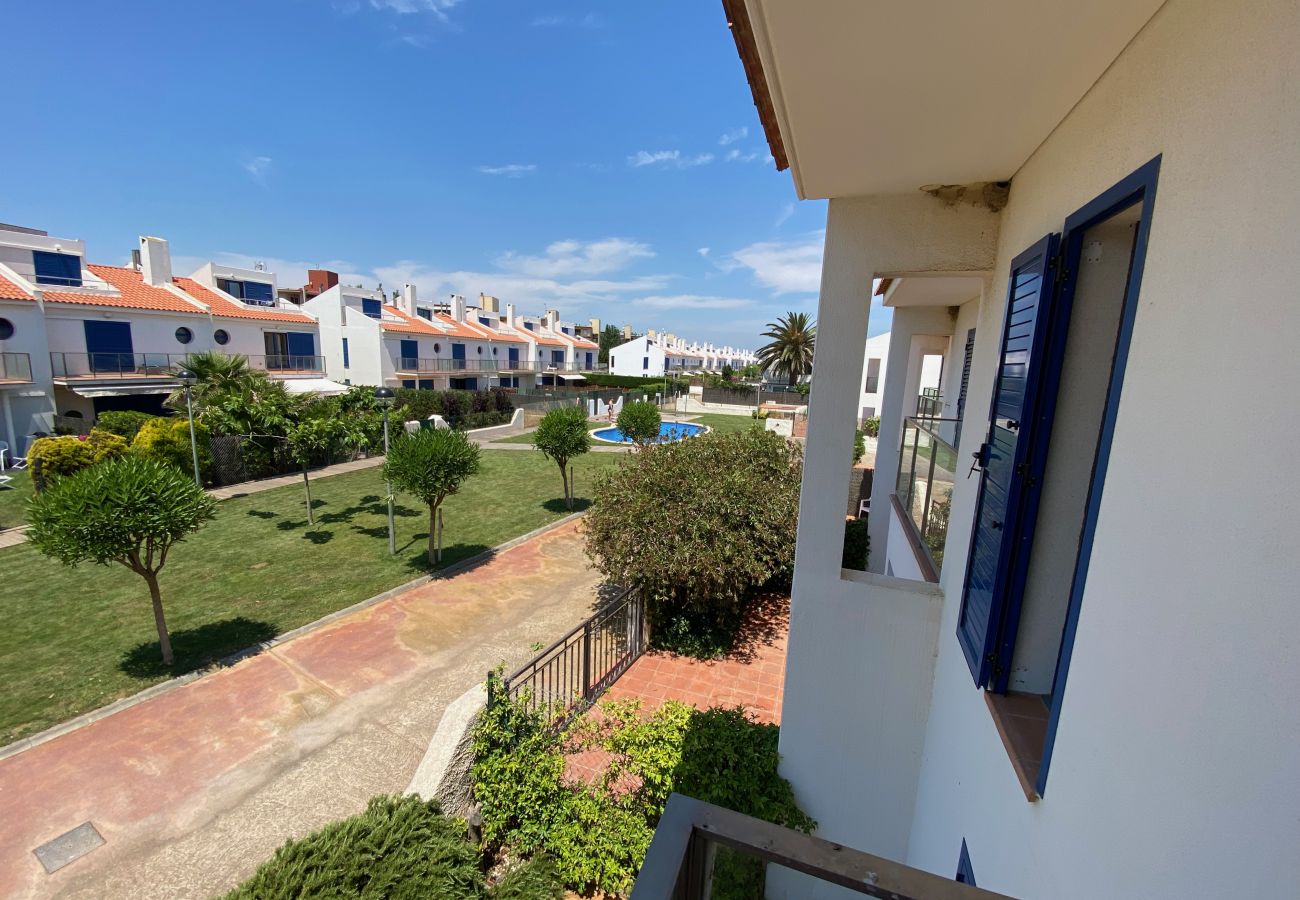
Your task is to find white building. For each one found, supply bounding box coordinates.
[859,328,945,426]
[0,229,321,450]
[635,1,1300,897]
[608,335,666,377]
[608,332,755,377]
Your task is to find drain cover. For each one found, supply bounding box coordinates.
[33,822,105,874]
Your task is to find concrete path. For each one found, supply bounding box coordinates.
[0,520,602,900]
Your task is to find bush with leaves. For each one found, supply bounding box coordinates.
[132,416,212,480]
[584,429,801,646]
[27,457,216,666]
[853,428,866,464]
[863,415,881,438]
[384,428,481,564]
[615,400,661,447]
[286,415,361,524]
[842,517,870,571]
[473,694,812,897]
[222,794,563,900]
[94,410,158,443]
[532,406,591,509]
[28,429,129,491]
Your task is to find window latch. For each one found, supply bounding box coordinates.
[968,443,990,479]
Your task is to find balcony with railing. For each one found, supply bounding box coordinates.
[632,794,1011,899]
[246,354,325,375]
[894,417,959,578]
[0,352,33,385]
[394,357,501,374]
[50,352,324,381]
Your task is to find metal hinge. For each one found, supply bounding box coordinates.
[1052,256,1069,285]
[1015,461,1037,487]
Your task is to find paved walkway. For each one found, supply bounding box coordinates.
[0,520,602,900]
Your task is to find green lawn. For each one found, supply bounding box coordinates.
[685,413,764,435]
[0,450,623,745]
[494,430,539,445]
[0,468,33,531]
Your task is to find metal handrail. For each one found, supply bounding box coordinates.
[395,358,501,373]
[632,794,1014,899]
[246,354,325,373]
[49,352,190,379]
[489,585,646,727]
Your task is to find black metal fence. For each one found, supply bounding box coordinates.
[701,386,808,407]
[489,586,647,726]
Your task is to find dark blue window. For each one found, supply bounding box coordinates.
[479,317,493,326]
[417,308,432,320]
[34,251,82,287]
[286,332,315,367]
[452,344,466,366]
[362,298,382,319]
[956,840,976,886]
[399,339,418,369]
[508,347,519,367]
[552,349,565,366]
[418,379,434,390]
[523,322,534,331]
[401,379,416,389]
[83,320,133,373]
[561,326,570,335]
[642,356,649,370]
[242,281,274,305]
[342,337,350,368]
[957,234,1059,688]
[585,352,593,369]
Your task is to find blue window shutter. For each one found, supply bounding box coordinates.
[286,332,315,361]
[342,338,350,368]
[83,320,133,372]
[452,343,466,361]
[418,379,434,390]
[399,339,418,367]
[34,251,82,287]
[552,349,565,365]
[957,233,1059,687]
[362,298,381,319]
[508,347,519,365]
[956,840,976,885]
[955,328,976,444]
[243,281,274,304]
[585,352,593,368]
[401,379,416,389]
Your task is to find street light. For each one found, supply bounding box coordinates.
[175,368,201,487]
[375,387,397,555]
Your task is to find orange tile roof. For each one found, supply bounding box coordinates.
[530,330,566,347]
[379,305,445,335]
[457,317,529,344]
[174,277,317,324]
[43,265,205,314]
[432,312,499,341]
[0,273,32,301]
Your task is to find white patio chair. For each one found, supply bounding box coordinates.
[0,472,12,488]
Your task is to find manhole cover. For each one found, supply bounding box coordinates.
[33,822,104,874]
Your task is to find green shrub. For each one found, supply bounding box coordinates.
[28,429,129,491]
[853,428,865,464]
[750,409,769,420]
[222,794,562,899]
[583,429,801,655]
[473,695,812,897]
[649,603,744,660]
[616,400,661,446]
[94,410,158,442]
[863,415,881,438]
[132,416,211,480]
[462,411,512,430]
[582,373,674,389]
[842,517,870,571]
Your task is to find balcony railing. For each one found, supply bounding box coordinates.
[0,352,33,384]
[632,794,1013,899]
[895,417,959,575]
[395,357,501,373]
[246,354,325,374]
[50,352,192,380]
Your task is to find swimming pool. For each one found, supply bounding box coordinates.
[591,421,708,444]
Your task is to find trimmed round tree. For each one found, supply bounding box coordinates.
[383,428,481,565]
[27,456,217,666]
[532,405,592,509]
[616,400,661,447]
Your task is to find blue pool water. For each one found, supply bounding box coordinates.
[591,422,707,444]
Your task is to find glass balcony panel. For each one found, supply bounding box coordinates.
[894,417,960,576]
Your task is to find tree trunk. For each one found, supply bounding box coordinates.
[301,466,314,525]
[145,571,174,666]
[560,461,571,510]
[427,502,438,566]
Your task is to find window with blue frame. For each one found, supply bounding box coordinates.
[342,338,350,368]
[361,298,382,319]
[642,356,649,370]
[33,251,82,287]
[399,339,419,370]
[956,840,976,886]
[523,322,534,330]
[551,349,565,366]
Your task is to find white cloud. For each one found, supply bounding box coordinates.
[724,148,761,163]
[627,150,714,169]
[368,0,460,18]
[242,156,273,183]
[495,238,654,278]
[171,252,367,292]
[773,203,795,228]
[718,127,749,145]
[728,233,825,294]
[634,295,753,310]
[697,247,710,257]
[373,262,671,311]
[476,163,537,178]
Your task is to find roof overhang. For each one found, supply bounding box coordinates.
[281,378,351,396]
[730,0,1164,199]
[67,383,177,398]
[884,275,987,309]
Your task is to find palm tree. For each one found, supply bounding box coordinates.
[755,312,816,385]
[167,350,267,410]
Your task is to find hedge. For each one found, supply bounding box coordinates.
[395,388,513,428]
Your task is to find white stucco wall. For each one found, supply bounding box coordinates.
[897,1,1300,896]
[608,336,665,376]
[0,300,56,447]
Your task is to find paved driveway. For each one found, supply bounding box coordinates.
[0,520,601,900]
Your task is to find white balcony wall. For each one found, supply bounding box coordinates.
[0,300,56,447]
[44,309,211,359]
[303,288,383,387]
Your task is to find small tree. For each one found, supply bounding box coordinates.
[532,405,592,509]
[616,400,661,447]
[286,416,356,525]
[383,428,481,565]
[27,457,216,666]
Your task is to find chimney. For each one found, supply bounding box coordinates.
[139,236,172,286]
[130,248,142,271]
[647,328,657,339]
[307,269,339,296]
[622,324,632,339]
[479,293,499,313]
[590,317,601,334]
[402,283,417,315]
[506,302,516,327]
[450,293,466,322]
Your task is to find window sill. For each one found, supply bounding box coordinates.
[985,691,1049,802]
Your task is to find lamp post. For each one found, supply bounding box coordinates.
[175,368,201,487]
[375,387,397,555]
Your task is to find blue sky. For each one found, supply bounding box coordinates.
[2,1,890,347]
